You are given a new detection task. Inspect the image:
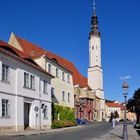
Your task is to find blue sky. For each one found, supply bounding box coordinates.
[0,0,140,102]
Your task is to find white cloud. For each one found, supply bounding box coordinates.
[120,75,131,80]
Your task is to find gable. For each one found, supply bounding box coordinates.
[8,32,23,52]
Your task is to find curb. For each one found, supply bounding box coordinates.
[0,125,85,137]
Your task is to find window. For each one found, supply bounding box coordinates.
[43,105,48,119]
[48,64,51,74]
[51,87,55,98]
[68,93,70,102]
[43,81,47,94]
[56,68,59,78]
[2,99,10,117]
[2,64,9,82]
[30,75,35,89]
[24,72,29,88]
[24,72,35,89]
[39,80,41,92]
[67,75,70,83]
[62,91,65,101]
[62,72,65,81]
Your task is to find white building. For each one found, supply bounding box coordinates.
[105,102,121,121]
[9,33,74,108]
[87,4,105,121]
[0,41,54,132]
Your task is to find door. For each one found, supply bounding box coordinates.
[24,103,30,129]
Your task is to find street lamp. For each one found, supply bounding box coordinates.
[122,82,129,139]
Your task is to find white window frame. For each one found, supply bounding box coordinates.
[51,87,55,97]
[43,80,48,94]
[43,105,48,119]
[62,72,65,81]
[24,72,29,88]
[68,93,70,102]
[56,68,59,78]
[62,91,65,101]
[1,99,10,117]
[67,75,70,83]
[48,64,51,74]
[24,72,35,90]
[30,75,35,89]
[2,64,10,83]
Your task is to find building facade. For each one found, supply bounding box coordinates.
[9,33,74,108]
[74,86,95,121]
[105,102,121,121]
[0,41,53,132]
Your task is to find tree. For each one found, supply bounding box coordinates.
[133,88,140,123]
[127,88,140,123]
[114,111,119,119]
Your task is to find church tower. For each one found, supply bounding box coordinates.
[88,1,105,121]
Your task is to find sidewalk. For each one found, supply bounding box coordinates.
[0,125,84,136]
[92,124,139,140]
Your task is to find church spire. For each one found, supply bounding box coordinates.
[93,0,96,16]
[89,0,100,37]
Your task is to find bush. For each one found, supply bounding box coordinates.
[51,120,77,129]
[52,104,75,121]
[51,104,76,129]
[135,123,140,129]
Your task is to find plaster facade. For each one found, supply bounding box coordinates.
[0,50,53,132]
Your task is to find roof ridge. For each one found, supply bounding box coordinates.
[12,35,90,89]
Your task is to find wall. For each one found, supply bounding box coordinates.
[0,52,52,131]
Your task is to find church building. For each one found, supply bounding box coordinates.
[87,2,105,121]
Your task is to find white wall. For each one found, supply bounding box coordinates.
[0,52,52,131]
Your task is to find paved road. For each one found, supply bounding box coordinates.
[0,122,112,140]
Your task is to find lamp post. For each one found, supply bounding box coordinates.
[122,82,129,139]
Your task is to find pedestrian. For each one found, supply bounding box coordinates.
[112,117,115,128]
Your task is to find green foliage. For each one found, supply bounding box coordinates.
[51,104,76,128]
[114,111,119,118]
[127,98,135,112]
[51,120,77,129]
[134,123,140,129]
[127,88,140,123]
[52,104,75,121]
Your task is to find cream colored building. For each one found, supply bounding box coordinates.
[9,33,74,108]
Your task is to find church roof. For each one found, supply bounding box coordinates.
[11,34,90,89]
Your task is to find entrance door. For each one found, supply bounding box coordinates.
[24,103,30,129]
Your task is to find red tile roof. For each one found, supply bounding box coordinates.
[0,40,30,58]
[106,102,121,108]
[13,35,90,89]
[0,40,54,78]
[14,35,45,58]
